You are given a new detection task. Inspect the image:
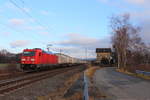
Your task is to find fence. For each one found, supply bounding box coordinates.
[136,70,150,76]
[83,72,89,100]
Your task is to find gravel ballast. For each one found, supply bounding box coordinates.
[0,66,85,100]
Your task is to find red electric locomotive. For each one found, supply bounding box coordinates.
[21,48,58,70]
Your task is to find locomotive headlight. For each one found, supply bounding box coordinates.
[21,59,25,61]
[31,58,35,61]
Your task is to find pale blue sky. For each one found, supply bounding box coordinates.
[0,0,149,58]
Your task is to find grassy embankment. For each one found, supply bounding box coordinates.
[0,64,10,67]
[85,66,99,79]
[117,66,150,80]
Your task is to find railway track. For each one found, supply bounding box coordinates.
[0,66,81,95]
[0,72,26,80]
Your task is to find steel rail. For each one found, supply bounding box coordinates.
[0,66,80,95]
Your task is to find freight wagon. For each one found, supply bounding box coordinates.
[55,53,81,64]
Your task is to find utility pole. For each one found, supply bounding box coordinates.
[60,49,62,54]
[47,44,52,52]
[85,48,87,61]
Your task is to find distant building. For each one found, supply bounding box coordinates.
[96,48,112,64]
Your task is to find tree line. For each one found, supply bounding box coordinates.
[110,14,150,71]
[0,49,21,63]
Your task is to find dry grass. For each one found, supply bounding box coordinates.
[135,64,150,72]
[126,64,150,73]
[63,92,83,100]
[85,66,100,79]
[136,74,150,80]
[116,68,150,80]
[0,63,19,75]
[89,86,107,99]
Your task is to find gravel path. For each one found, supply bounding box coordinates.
[94,67,150,100]
[0,67,84,100]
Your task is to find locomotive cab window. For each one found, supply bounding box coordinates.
[23,51,35,56]
[39,52,41,56]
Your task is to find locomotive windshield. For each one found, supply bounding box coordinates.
[23,51,35,56]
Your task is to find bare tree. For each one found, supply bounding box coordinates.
[0,49,20,63]
[111,14,150,71]
[110,14,130,70]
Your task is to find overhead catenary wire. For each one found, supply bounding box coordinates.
[0,16,39,40]
[0,23,23,35]
[0,0,53,51]
[0,23,41,44]
[9,0,51,34]
[19,0,25,5]
[0,22,48,50]
[0,0,51,48]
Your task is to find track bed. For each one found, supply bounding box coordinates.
[0,65,86,100]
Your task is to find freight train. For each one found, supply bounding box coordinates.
[20,48,85,71]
